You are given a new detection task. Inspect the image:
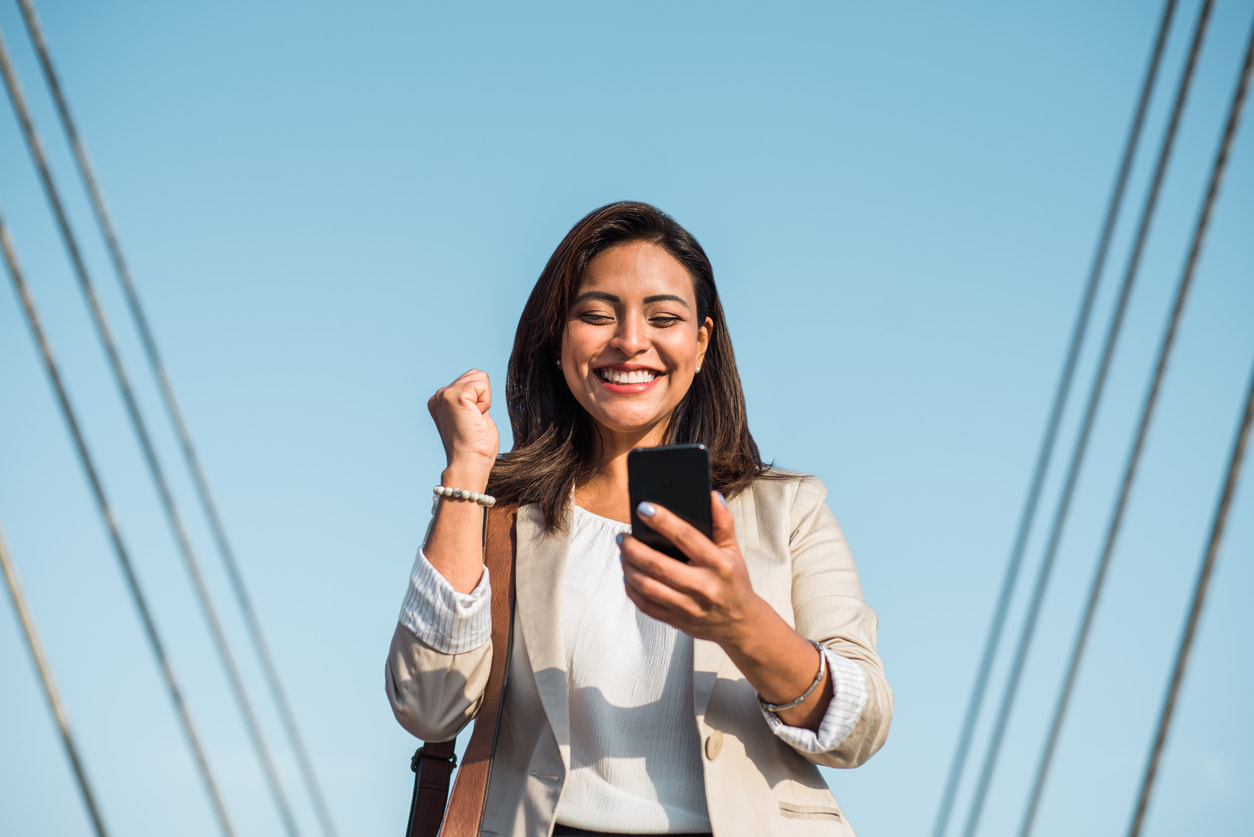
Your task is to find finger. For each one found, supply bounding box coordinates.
[458,381,492,415]
[709,491,738,551]
[449,369,490,407]
[618,532,697,587]
[622,560,702,624]
[623,583,689,630]
[634,501,719,567]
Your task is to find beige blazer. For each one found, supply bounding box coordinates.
[387,473,891,837]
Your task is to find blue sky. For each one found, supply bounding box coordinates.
[2,1,1252,835]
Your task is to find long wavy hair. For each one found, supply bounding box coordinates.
[489,201,771,531]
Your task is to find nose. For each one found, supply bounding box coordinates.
[610,314,649,357]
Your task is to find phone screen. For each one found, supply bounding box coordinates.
[627,444,713,562]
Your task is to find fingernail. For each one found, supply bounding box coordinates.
[615,533,625,547]
[637,501,656,518]
[716,491,727,508]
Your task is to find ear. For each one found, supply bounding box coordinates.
[695,316,713,370]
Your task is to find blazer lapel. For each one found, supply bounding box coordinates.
[514,505,573,754]
[692,637,724,721]
[693,490,766,721]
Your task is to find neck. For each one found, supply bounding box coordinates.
[574,424,667,523]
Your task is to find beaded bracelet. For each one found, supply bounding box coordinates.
[758,639,827,713]
[433,485,496,507]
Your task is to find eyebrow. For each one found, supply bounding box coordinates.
[572,291,691,308]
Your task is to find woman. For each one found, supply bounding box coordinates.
[387,201,891,836]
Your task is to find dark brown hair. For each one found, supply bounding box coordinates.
[489,201,771,531]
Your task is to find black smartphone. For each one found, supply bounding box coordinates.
[627,444,713,562]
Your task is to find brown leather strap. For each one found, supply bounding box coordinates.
[406,505,517,837]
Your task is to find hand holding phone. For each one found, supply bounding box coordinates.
[627,444,713,562]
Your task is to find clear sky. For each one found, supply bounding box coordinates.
[2,1,1252,835]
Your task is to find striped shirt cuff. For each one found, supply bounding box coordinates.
[397,548,492,654]
[762,650,868,753]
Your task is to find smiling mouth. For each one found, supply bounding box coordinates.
[597,368,658,384]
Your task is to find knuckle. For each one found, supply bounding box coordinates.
[670,525,699,552]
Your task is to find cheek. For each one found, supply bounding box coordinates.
[562,324,602,366]
[558,330,586,393]
[663,329,703,366]
[559,324,582,363]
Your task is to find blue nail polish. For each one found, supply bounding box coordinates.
[615,532,625,547]
[637,501,656,518]
[716,491,727,508]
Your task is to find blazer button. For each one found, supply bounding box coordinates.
[704,731,724,760]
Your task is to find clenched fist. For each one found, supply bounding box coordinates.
[428,369,500,490]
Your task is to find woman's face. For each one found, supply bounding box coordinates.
[560,240,712,450]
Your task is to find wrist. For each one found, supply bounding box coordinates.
[441,462,493,494]
[759,640,826,713]
[719,594,779,658]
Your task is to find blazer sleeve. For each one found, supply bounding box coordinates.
[786,475,893,769]
[385,623,493,742]
[385,525,495,741]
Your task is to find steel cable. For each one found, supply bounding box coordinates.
[1127,362,1254,836]
[0,206,235,836]
[13,2,340,834]
[1126,16,1254,835]
[0,520,110,837]
[958,1,1216,834]
[930,2,1180,834]
[0,22,295,836]
[1019,11,1254,835]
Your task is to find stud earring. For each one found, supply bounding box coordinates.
[695,366,702,373]
[556,358,562,369]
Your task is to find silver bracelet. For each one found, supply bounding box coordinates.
[433,485,496,507]
[758,640,827,713]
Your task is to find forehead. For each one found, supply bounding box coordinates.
[577,241,695,301]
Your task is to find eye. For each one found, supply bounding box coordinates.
[577,311,614,325]
[649,314,683,328]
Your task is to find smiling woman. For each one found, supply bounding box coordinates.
[385,202,892,837]
[485,203,771,532]
[560,241,712,512]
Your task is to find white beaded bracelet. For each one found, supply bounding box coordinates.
[758,639,827,713]
[433,485,496,507]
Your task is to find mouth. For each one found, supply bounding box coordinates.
[596,367,660,385]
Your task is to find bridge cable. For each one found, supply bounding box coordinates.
[1127,370,1254,837]
[0,519,110,837]
[0,23,296,836]
[930,2,1180,834]
[1126,19,1254,837]
[1020,12,1254,836]
[958,1,1216,835]
[0,205,235,837]
[12,3,339,834]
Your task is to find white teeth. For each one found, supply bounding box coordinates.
[598,368,657,384]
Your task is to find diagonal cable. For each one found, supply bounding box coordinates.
[11,3,339,833]
[1127,367,1254,837]
[0,21,300,837]
[1130,350,1254,837]
[930,1,1180,834]
[0,519,110,837]
[1020,13,1254,836]
[0,205,235,837]
[958,1,1216,835]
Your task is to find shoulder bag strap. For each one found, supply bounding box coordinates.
[406,505,518,837]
